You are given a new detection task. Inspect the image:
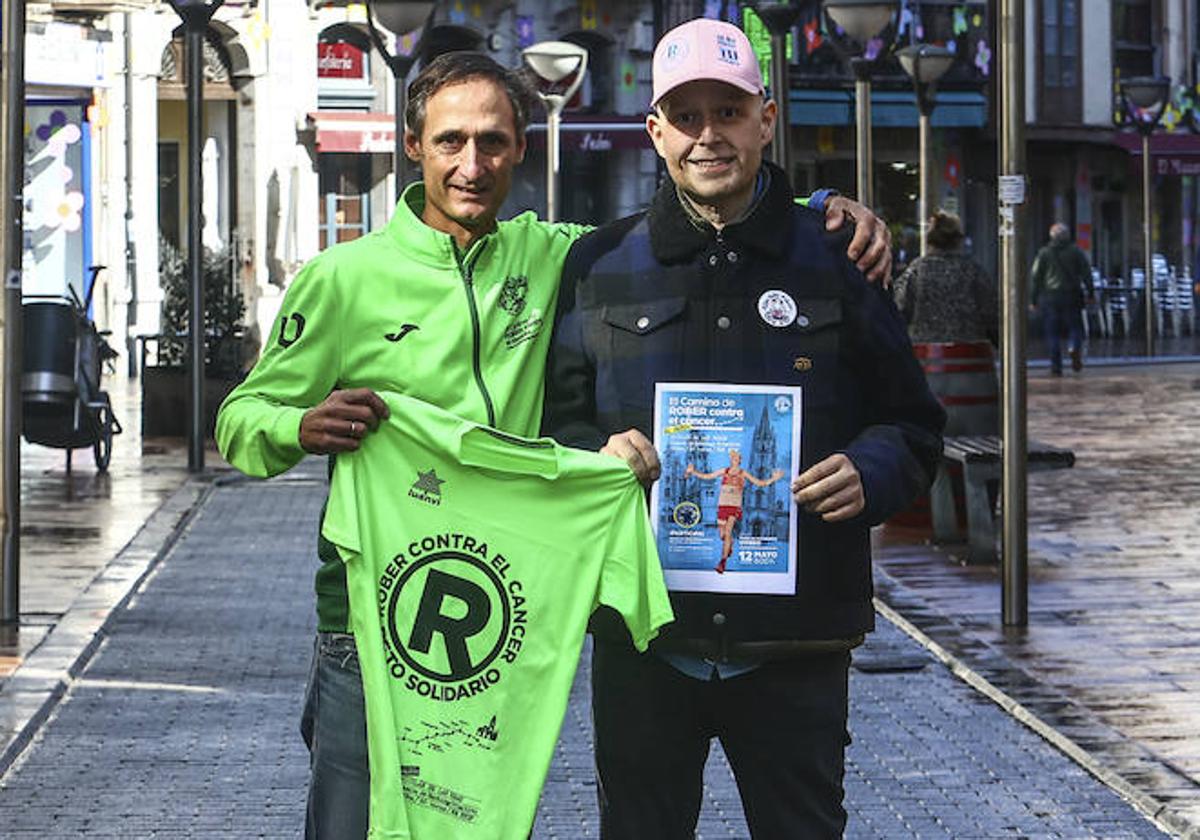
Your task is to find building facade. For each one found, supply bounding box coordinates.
[24,0,1193,367]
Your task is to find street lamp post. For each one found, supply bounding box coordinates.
[168,0,224,473]
[823,0,899,209]
[1120,76,1172,358]
[523,42,588,224]
[897,44,954,255]
[0,0,26,625]
[752,2,803,183]
[365,0,436,203]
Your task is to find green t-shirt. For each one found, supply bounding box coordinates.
[322,393,674,840]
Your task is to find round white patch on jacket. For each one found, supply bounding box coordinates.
[757,290,798,328]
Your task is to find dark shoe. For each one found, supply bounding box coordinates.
[1070,348,1083,372]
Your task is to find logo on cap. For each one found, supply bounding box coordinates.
[661,37,689,69]
[716,33,740,66]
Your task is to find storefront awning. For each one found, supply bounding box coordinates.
[789,89,988,128]
[308,111,395,154]
[1113,132,1200,175]
[525,116,652,152]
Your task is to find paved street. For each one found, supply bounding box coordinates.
[0,456,1167,837]
[876,361,1200,834]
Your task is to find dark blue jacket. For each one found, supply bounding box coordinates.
[544,164,945,644]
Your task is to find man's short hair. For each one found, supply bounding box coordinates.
[405,51,535,139]
[1049,222,1071,243]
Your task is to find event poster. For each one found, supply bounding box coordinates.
[649,383,802,595]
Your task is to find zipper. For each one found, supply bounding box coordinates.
[454,241,497,428]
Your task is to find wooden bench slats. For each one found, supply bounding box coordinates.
[931,434,1076,564]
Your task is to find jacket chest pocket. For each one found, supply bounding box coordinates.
[768,298,844,410]
[597,297,688,409]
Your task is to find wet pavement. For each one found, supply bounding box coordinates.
[0,363,1192,837]
[0,468,1167,838]
[876,362,1200,834]
[0,372,202,770]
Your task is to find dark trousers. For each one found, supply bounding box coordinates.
[1041,299,1084,373]
[592,640,851,840]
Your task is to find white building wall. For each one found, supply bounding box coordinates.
[1164,0,1188,82]
[240,0,322,347]
[1081,0,1114,126]
[1025,0,1037,124]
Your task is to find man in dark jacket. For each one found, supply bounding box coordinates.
[543,17,945,840]
[1031,222,1095,374]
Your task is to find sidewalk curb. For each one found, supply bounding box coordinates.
[0,477,214,780]
[874,597,1197,839]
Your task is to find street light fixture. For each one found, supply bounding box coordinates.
[822,0,899,209]
[523,41,588,224]
[167,0,225,473]
[365,0,437,203]
[1119,75,1171,357]
[897,43,955,255]
[751,2,803,184]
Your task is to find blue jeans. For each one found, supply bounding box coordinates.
[300,632,369,840]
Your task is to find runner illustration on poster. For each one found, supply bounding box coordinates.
[650,383,803,596]
[684,451,786,573]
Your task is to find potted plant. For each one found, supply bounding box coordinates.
[141,237,247,438]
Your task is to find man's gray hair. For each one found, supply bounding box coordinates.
[1049,222,1071,243]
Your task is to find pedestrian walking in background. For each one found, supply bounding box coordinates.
[1031,222,1095,375]
[892,210,997,345]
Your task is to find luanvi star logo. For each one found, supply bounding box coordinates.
[385,324,420,342]
[409,468,445,505]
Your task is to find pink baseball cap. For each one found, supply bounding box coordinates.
[651,18,765,108]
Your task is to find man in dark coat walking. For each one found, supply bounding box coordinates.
[1031,222,1095,374]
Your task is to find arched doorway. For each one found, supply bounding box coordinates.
[157,29,240,259]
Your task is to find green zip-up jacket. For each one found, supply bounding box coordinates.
[216,182,587,630]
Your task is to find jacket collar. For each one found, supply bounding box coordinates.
[647,161,795,264]
[385,181,492,265]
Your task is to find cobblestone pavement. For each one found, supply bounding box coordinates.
[2,374,190,682]
[0,473,1165,838]
[875,362,1200,834]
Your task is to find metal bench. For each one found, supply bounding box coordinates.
[930,435,1075,564]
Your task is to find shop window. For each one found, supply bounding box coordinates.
[159,142,181,250]
[1113,0,1157,79]
[563,32,613,113]
[1039,0,1081,123]
[319,154,371,249]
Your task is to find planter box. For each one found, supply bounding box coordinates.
[141,366,240,438]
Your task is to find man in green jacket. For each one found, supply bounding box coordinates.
[216,50,892,840]
[1030,221,1095,374]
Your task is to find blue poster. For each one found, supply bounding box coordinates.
[649,383,802,595]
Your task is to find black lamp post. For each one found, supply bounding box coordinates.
[1119,75,1171,357]
[167,0,224,473]
[822,0,899,209]
[897,43,954,255]
[750,2,803,184]
[365,0,437,203]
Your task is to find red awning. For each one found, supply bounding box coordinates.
[309,111,395,154]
